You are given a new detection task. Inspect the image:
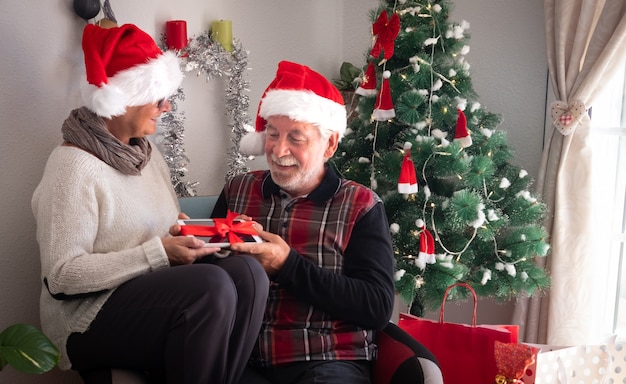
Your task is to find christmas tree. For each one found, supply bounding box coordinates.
[331,0,550,316]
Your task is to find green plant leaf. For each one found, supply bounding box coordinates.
[333,62,361,90]
[0,352,7,371]
[0,324,60,374]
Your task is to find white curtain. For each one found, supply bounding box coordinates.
[513,0,626,345]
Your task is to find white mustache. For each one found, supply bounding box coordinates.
[271,155,299,167]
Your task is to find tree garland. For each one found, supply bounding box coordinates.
[156,31,252,197]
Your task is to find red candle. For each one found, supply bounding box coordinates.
[166,20,188,50]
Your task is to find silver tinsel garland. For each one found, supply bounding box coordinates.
[157,31,252,197]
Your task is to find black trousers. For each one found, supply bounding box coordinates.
[240,361,371,384]
[67,255,269,384]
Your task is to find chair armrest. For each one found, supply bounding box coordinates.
[372,322,443,384]
[178,195,218,218]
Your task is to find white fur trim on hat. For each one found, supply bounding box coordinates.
[82,51,183,118]
[454,135,472,148]
[260,89,347,138]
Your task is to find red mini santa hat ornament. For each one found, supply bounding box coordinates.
[373,70,395,121]
[355,62,378,97]
[240,61,347,156]
[415,220,436,268]
[454,109,472,148]
[81,24,183,118]
[398,142,418,194]
[419,227,435,261]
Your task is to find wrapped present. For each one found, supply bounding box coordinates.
[493,341,536,383]
[603,341,626,381]
[521,343,612,383]
[179,210,259,245]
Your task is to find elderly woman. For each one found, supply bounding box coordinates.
[31,23,268,384]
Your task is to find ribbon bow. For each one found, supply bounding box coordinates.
[179,211,259,244]
[370,10,400,61]
[550,100,587,136]
[495,375,523,384]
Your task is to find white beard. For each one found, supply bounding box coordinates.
[269,154,324,196]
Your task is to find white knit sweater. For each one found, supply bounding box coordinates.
[32,145,179,369]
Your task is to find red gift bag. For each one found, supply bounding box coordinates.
[398,282,519,384]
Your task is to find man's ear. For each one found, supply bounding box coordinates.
[324,131,340,159]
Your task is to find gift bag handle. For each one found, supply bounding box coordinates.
[439,282,478,327]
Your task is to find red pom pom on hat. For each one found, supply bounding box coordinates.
[240,61,347,156]
[373,70,395,121]
[81,24,183,118]
[355,62,378,97]
[398,142,418,194]
[454,109,472,148]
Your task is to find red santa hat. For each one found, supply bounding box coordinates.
[240,61,347,156]
[372,70,395,121]
[398,142,418,194]
[454,109,472,148]
[416,221,436,267]
[355,62,378,97]
[81,23,183,118]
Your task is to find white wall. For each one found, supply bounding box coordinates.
[452,0,548,177]
[0,1,545,382]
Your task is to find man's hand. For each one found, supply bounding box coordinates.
[229,223,290,276]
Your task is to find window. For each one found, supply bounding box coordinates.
[589,62,626,338]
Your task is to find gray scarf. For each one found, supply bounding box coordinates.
[61,107,152,175]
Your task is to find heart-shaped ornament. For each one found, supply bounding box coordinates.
[550,100,586,135]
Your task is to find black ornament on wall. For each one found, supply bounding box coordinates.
[73,0,101,20]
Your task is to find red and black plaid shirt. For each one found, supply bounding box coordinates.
[214,165,395,367]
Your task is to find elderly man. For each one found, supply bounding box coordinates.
[213,61,395,384]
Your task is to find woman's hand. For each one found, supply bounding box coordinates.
[168,211,191,237]
[161,235,220,265]
[164,212,219,265]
